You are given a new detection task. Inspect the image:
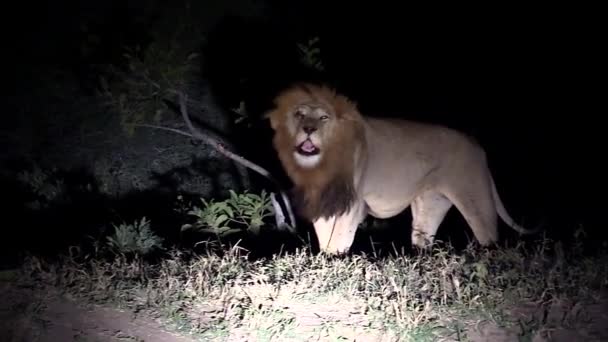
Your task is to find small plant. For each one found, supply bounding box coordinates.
[106,217,164,256]
[297,36,324,71]
[17,165,76,210]
[225,189,274,232]
[181,190,274,237]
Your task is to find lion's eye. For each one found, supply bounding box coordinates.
[295,111,305,119]
[320,115,329,121]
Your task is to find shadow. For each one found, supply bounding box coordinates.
[0,156,313,267]
[0,152,599,268]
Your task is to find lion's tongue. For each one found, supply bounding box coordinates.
[300,140,316,153]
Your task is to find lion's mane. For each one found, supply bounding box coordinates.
[265,83,367,221]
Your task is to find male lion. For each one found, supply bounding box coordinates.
[265,82,537,254]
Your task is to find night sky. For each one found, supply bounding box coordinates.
[2,1,604,257]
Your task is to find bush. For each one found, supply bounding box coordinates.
[106,217,164,256]
[181,189,274,237]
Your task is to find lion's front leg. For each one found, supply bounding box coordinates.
[312,200,367,254]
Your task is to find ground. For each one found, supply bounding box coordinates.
[3,275,608,342]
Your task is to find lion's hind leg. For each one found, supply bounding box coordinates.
[410,191,453,249]
[442,177,499,247]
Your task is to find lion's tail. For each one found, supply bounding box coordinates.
[490,175,541,235]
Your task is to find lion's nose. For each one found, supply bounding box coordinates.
[303,126,316,134]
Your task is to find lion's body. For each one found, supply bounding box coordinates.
[266,83,535,254]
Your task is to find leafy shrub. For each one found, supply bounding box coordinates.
[297,36,324,71]
[106,217,164,256]
[98,40,201,136]
[181,190,274,237]
[16,164,95,210]
[17,165,67,210]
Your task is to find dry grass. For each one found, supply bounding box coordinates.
[11,229,608,341]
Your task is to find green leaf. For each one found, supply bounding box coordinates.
[224,205,234,218]
[214,214,229,227]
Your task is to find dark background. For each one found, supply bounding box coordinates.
[1,1,604,258]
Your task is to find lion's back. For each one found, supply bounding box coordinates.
[362,117,480,162]
[358,116,489,198]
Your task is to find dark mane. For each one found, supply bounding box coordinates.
[265,82,365,221]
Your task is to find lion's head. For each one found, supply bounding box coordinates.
[265,83,366,222]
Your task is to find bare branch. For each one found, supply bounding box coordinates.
[133,124,195,139]
[179,92,277,183]
[135,91,297,233]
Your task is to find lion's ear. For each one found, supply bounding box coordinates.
[264,110,279,130]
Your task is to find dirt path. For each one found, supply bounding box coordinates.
[1,280,198,342]
[3,276,608,342]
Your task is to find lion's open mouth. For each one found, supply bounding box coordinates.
[296,139,320,156]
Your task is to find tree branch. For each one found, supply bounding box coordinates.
[134,91,296,233]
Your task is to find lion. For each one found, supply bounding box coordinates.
[264,82,538,254]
